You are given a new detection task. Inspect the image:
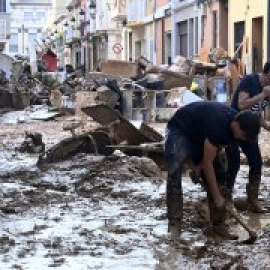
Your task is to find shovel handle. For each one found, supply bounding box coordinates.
[225,205,257,239]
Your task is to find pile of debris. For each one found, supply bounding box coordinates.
[0,54,58,111]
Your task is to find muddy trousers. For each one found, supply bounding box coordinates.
[165,129,202,231]
[225,141,262,190]
[226,141,263,212]
[167,170,183,230]
[165,129,228,231]
[226,142,265,213]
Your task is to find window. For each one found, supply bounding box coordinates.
[9,34,18,53]
[36,12,45,20]
[0,20,6,39]
[0,0,6,12]
[24,12,33,21]
[178,20,188,57]
[28,33,36,46]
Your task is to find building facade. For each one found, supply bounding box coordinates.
[0,0,11,53]
[8,0,51,56]
[126,0,171,65]
[171,0,204,60]
[228,0,267,73]
[200,0,228,52]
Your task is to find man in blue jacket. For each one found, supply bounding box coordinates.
[165,101,261,238]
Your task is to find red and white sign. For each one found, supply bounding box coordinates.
[112,43,123,54]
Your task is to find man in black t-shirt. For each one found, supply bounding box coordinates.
[165,101,261,238]
[228,62,270,213]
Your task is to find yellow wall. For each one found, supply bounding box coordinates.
[228,0,267,71]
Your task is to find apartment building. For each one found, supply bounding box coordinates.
[8,0,52,56]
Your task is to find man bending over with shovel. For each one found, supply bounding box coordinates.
[165,101,261,239]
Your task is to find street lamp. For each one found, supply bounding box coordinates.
[64,21,69,30]
[79,9,85,21]
[20,24,25,55]
[71,16,76,29]
[50,32,55,41]
[89,0,96,19]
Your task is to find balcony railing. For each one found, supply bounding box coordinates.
[111,0,127,21]
[10,0,51,5]
[126,0,146,23]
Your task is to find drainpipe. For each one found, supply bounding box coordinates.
[268,0,270,60]
[153,0,157,65]
[171,0,176,61]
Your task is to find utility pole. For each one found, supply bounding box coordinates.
[21,24,25,55]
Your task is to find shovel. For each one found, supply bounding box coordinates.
[224,204,258,244]
[192,174,258,244]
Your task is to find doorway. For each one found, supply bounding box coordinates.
[165,32,172,65]
[252,17,263,72]
[135,41,142,59]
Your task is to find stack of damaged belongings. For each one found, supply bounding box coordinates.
[135,56,194,90]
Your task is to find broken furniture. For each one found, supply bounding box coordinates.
[82,104,165,169]
[37,104,164,167]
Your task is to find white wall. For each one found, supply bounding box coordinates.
[8,1,51,56]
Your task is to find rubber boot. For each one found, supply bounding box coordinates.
[167,170,183,236]
[246,176,265,213]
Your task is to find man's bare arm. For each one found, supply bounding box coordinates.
[238,91,268,111]
[203,139,225,208]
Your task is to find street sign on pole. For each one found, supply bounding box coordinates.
[112,43,123,54]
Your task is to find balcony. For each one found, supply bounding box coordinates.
[111,0,127,21]
[0,13,11,45]
[126,0,146,25]
[10,0,51,6]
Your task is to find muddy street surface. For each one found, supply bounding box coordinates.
[0,110,270,269]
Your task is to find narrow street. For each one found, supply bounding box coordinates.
[0,0,270,269]
[0,112,269,269]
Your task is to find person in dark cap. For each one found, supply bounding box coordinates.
[165,101,261,238]
[227,61,270,213]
